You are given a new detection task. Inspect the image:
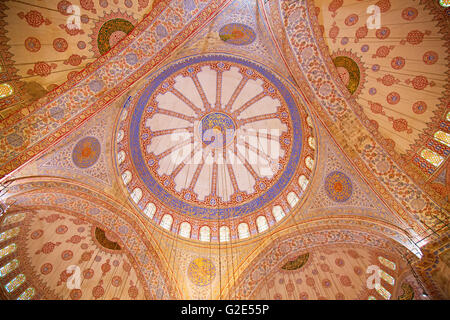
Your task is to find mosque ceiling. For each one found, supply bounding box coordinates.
[0,0,448,300]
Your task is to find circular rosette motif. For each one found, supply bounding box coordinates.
[115,54,316,240]
[188,258,216,286]
[72,137,101,168]
[324,171,353,203]
[219,23,256,46]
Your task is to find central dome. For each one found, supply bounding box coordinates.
[115,54,315,241]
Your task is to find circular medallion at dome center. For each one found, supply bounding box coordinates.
[199,112,236,148]
[118,55,309,221]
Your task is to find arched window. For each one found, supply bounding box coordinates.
[272,206,285,222]
[0,259,19,277]
[306,116,313,127]
[256,216,269,233]
[0,227,20,243]
[117,151,125,165]
[287,192,299,208]
[368,296,376,300]
[379,269,395,286]
[121,171,132,185]
[378,256,396,271]
[219,226,230,243]
[130,188,142,204]
[5,273,25,293]
[238,223,250,239]
[0,244,17,259]
[179,222,191,238]
[298,175,309,191]
[117,130,124,143]
[0,84,14,99]
[308,137,316,150]
[17,287,35,300]
[199,226,210,242]
[305,156,314,171]
[2,213,25,226]
[160,214,173,231]
[144,203,156,219]
[374,283,391,300]
[434,130,450,147]
[420,148,444,167]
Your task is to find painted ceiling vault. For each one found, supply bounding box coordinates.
[0,0,448,300]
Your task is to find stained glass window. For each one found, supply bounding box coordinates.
[308,137,316,150]
[368,296,376,300]
[144,202,156,219]
[131,188,142,204]
[199,226,210,242]
[17,287,35,300]
[374,283,391,300]
[0,83,14,99]
[2,213,26,226]
[447,112,450,122]
[219,226,230,242]
[117,130,124,143]
[420,148,444,167]
[287,192,299,208]
[298,175,309,191]
[379,269,395,286]
[5,273,25,293]
[179,222,191,238]
[117,151,125,164]
[160,214,173,231]
[0,227,20,243]
[272,206,285,222]
[378,256,396,271]
[306,116,313,127]
[305,156,314,170]
[0,244,17,259]
[434,131,450,147]
[0,259,19,277]
[238,223,250,239]
[122,170,132,185]
[256,216,269,233]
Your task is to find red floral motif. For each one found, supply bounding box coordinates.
[389,117,412,133]
[405,76,435,90]
[328,0,343,17]
[138,0,150,11]
[56,224,68,234]
[128,281,139,299]
[70,289,82,300]
[66,235,84,244]
[340,275,352,287]
[400,30,431,45]
[387,92,400,105]
[27,62,57,77]
[57,0,72,15]
[78,250,94,263]
[375,0,391,13]
[369,101,385,115]
[101,259,111,276]
[391,57,405,70]
[61,250,73,261]
[31,229,44,239]
[83,268,94,279]
[35,241,61,255]
[329,22,339,43]
[375,27,390,40]
[412,101,427,114]
[25,37,41,52]
[402,7,418,21]
[40,263,53,275]
[80,0,96,14]
[18,10,51,27]
[53,38,68,52]
[40,214,65,223]
[92,280,105,299]
[377,74,400,86]
[111,276,123,287]
[344,14,359,26]
[423,51,439,65]
[354,25,368,43]
[63,54,87,66]
[372,45,394,58]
